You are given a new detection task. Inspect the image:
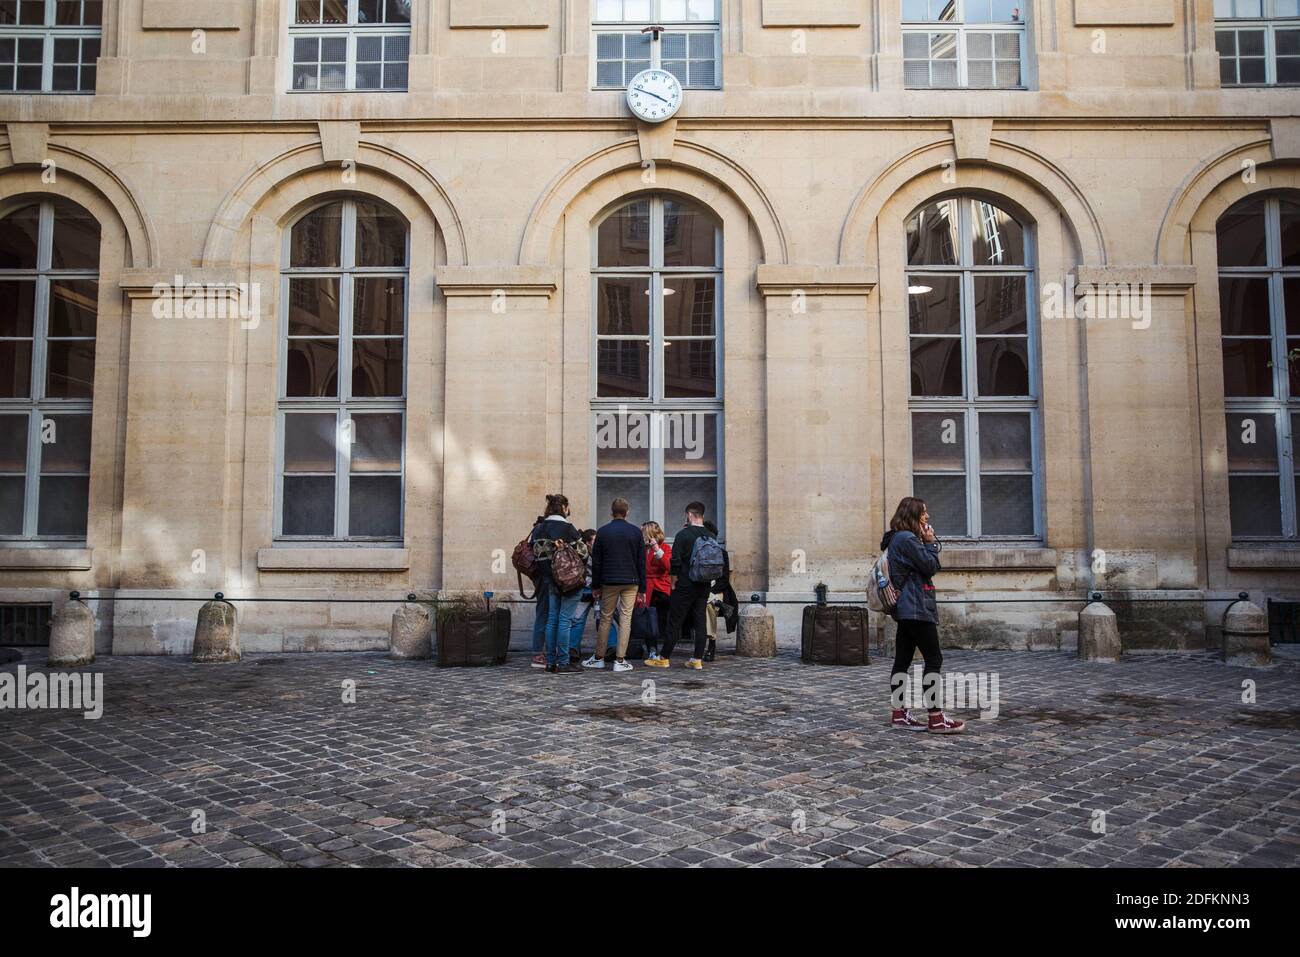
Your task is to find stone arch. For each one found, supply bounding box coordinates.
[0,142,157,268]
[1163,140,1291,262]
[838,138,1105,267]
[202,140,468,268]
[519,138,788,266]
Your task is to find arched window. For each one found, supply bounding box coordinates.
[277,198,408,541]
[592,195,723,535]
[906,195,1040,540]
[1219,193,1300,538]
[0,197,99,539]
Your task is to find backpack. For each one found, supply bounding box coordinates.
[865,549,908,616]
[688,535,726,584]
[550,540,588,594]
[512,537,538,600]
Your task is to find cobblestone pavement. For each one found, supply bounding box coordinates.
[1,646,1298,868]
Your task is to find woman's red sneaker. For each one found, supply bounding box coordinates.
[890,708,928,731]
[927,711,966,734]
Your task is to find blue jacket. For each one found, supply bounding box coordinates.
[591,518,646,592]
[881,529,941,623]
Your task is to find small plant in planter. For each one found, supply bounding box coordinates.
[433,590,511,667]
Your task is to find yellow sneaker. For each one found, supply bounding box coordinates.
[685,658,703,670]
[645,657,670,668]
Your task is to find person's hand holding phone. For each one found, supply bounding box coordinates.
[920,521,937,544]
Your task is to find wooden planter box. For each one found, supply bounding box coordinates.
[436,608,512,667]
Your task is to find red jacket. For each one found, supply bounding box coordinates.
[645,542,672,602]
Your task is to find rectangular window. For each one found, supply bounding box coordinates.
[1216,0,1300,86]
[902,0,1025,90]
[290,0,411,92]
[593,0,721,90]
[0,0,100,93]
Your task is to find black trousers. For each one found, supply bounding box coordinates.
[649,591,670,655]
[890,619,944,711]
[663,580,711,660]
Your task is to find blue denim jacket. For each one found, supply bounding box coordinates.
[881,530,942,623]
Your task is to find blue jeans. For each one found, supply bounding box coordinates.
[569,592,594,654]
[544,580,583,666]
[531,581,550,655]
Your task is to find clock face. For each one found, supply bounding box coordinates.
[627,69,683,123]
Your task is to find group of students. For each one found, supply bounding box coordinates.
[525,494,735,675]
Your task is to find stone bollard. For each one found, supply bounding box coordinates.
[48,595,95,667]
[193,596,241,663]
[390,600,432,660]
[1223,598,1271,668]
[1078,602,1121,662]
[737,601,777,658]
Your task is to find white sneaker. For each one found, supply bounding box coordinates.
[612,660,633,673]
[581,655,605,670]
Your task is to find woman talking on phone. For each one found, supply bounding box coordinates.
[881,497,965,734]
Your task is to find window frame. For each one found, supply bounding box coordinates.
[906,196,1044,542]
[0,0,102,95]
[1221,194,1300,540]
[286,0,412,94]
[0,198,97,542]
[591,0,722,91]
[1215,1,1300,88]
[275,197,409,543]
[901,0,1028,91]
[590,195,725,537]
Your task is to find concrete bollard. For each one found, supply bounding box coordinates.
[390,602,433,660]
[48,597,95,667]
[193,597,241,663]
[736,602,777,658]
[1078,602,1121,662]
[1223,599,1271,668]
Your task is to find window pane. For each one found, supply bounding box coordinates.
[663,277,716,336]
[598,200,651,268]
[910,337,963,397]
[351,338,404,397]
[358,0,382,23]
[663,412,718,473]
[1282,200,1300,267]
[1219,276,1272,335]
[0,475,22,535]
[973,275,1027,334]
[40,414,92,472]
[1229,475,1282,537]
[0,413,26,470]
[971,200,1026,266]
[287,277,341,337]
[597,277,650,335]
[907,200,960,266]
[349,475,401,537]
[912,411,965,471]
[322,0,347,24]
[350,413,403,472]
[913,474,966,538]
[1221,339,1274,397]
[976,338,1030,396]
[597,339,649,397]
[290,203,343,268]
[285,339,339,397]
[48,279,97,337]
[595,411,652,473]
[978,412,1032,471]
[385,0,412,24]
[51,204,100,270]
[596,475,650,527]
[355,201,407,267]
[664,476,718,537]
[1226,412,1278,471]
[662,199,717,268]
[908,275,961,334]
[1287,277,1300,335]
[664,338,715,398]
[979,474,1035,536]
[284,413,337,472]
[0,280,35,337]
[282,475,335,536]
[44,339,95,399]
[353,277,405,336]
[0,340,32,398]
[296,0,320,24]
[1217,199,1268,268]
[37,476,89,537]
[0,204,40,269]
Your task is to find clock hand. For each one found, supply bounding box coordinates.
[637,88,671,105]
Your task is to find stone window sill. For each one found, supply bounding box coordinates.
[0,547,93,570]
[257,548,410,572]
[938,547,1058,571]
[1227,546,1300,570]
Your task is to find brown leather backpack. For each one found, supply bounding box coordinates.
[550,540,587,594]
[512,538,538,599]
